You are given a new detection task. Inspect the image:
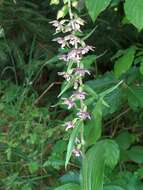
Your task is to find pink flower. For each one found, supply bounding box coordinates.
[65,35,81,46]
[53,35,81,48]
[59,54,68,62]
[81,45,94,55]
[65,121,74,131]
[67,49,82,63]
[74,68,90,77]
[72,91,87,100]
[72,148,81,157]
[70,18,84,32]
[63,98,75,109]
[59,46,94,63]
[50,20,60,27]
[50,19,69,33]
[53,37,67,48]
[77,110,91,120]
[58,71,71,81]
[50,20,63,32]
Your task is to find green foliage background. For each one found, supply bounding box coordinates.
[1,0,143,189]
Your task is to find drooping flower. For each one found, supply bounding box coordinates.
[67,49,82,63]
[53,37,67,48]
[54,35,81,48]
[72,148,81,157]
[69,18,84,32]
[65,34,81,46]
[64,24,73,33]
[81,45,94,55]
[63,98,75,109]
[59,45,94,63]
[65,121,75,131]
[58,71,71,81]
[74,67,90,77]
[77,110,91,120]
[50,19,69,33]
[50,20,60,27]
[59,54,68,62]
[50,20,63,32]
[72,91,87,100]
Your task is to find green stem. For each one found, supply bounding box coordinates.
[68,0,73,21]
[81,121,85,157]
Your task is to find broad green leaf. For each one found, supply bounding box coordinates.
[127,85,143,109]
[82,140,120,190]
[104,185,125,190]
[115,131,136,150]
[99,80,123,98]
[124,0,143,31]
[65,122,81,168]
[85,99,102,146]
[82,147,105,190]
[112,172,143,190]
[139,60,143,75]
[84,84,98,99]
[114,47,136,78]
[55,183,80,190]
[85,0,112,22]
[86,72,117,93]
[60,171,79,184]
[104,140,120,168]
[127,146,143,164]
[103,88,122,115]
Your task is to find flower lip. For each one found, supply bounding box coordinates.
[65,34,81,46]
[50,20,60,27]
[70,18,85,32]
[62,98,75,109]
[50,20,70,33]
[81,45,95,55]
[59,54,68,62]
[77,110,91,120]
[53,37,64,43]
[65,121,74,131]
[50,19,69,26]
[59,46,94,62]
[74,67,90,76]
[58,71,71,81]
[53,35,81,48]
[72,91,87,100]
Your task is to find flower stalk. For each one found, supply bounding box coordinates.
[50,0,94,159]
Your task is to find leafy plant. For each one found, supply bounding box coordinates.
[1,0,143,189]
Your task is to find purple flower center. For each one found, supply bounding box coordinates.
[74,68,90,76]
[77,110,91,120]
[72,91,87,100]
